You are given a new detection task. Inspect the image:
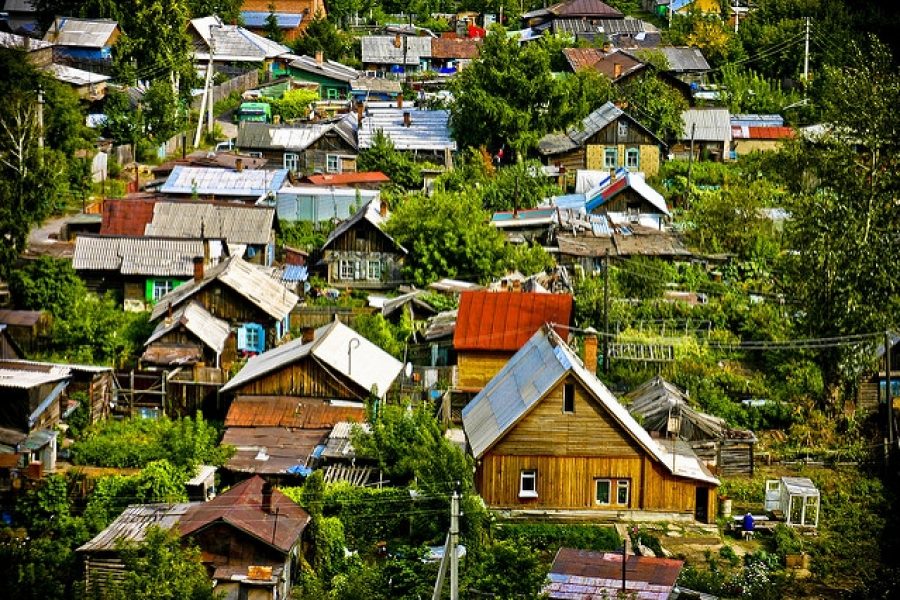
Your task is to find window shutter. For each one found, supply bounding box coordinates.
[252,324,266,353]
[237,326,248,351]
[145,279,154,301]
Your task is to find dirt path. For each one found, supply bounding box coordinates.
[24,214,74,259]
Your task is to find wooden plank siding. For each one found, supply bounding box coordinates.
[191,283,282,349]
[224,355,367,401]
[590,188,665,216]
[457,351,513,391]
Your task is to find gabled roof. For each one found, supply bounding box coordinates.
[220,319,403,399]
[225,396,365,428]
[547,548,683,600]
[300,171,390,186]
[145,301,230,355]
[240,11,304,29]
[360,35,432,65]
[585,172,671,216]
[237,116,358,153]
[562,48,646,81]
[658,46,710,72]
[322,198,407,255]
[178,476,310,554]
[288,54,358,82]
[461,327,719,486]
[430,37,480,60]
[159,165,289,199]
[43,17,118,48]
[144,202,276,246]
[525,0,623,19]
[149,256,298,322]
[77,503,198,553]
[73,235,228,277]
[538,102,665,156]
[358,109,456,151]
[190,16,290,62]
[682,108,731,142]
[453,291,573,352]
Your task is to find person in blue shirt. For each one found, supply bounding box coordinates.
[742,512,755,540]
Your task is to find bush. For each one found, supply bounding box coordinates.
[494,523,620,553]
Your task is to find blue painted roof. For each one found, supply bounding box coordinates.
[282,264,308,282]
[552,193,587,209]
[240,11,303,28]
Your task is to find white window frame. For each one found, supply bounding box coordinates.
[617,480,630,506]
[618,120,629,138]
[367,259,382,280]
[284,152,300,172]
[152,279,174,301]
[326,154,341,173]
[625,148,640,169]
[603,148,618,169]
[519,470,538,498]
[339,259,356,280]
[595,479,611,505]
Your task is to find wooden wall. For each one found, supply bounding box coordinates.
[149,327,220,366]
[226,355,364,400]
[193,283,280,348]
[456,351,513,391]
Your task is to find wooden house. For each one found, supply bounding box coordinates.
[0,309,51,354]
[79,476,310,600]
[141,301,233,370]
[561,47,648,84]
[453,291,573,392]
[43,17,120,64]
[538,102,666,177]
[461,326,719,522]
[236,115,358,175]
[675,108,731,162]
[523,0,623,31]
[73,235,229,312]
[584,171,671,229]
[319,198,407,290]
[0,324,23,360]
[149,256,298,355]
[624,375,757,476]
[287,52,358,100]
[219,318,402,402]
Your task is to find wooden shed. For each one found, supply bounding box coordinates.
[623,375,757,476]
[462,326,719,523]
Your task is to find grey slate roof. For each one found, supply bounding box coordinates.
[190,16,289,62]
[220,319,403,399]
[3,0,36,13]
[322,198,407,254]
[460,327,719,485]
[681,108,731,142]
[145,301,231,355]
[237,114,358,153]
[289,54,358,82]
[77,503,199,552]
[159,165,289,199]
[145,202,275,246]
[361,35,431,65]
[42,63,111,86]
[359,109,456,151]
[149,256,298,322]
[539,101,665,155]
[73,235,227,277]
[43,17,117,48]
[658,46,710,73]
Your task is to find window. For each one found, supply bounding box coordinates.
[519,470,538,498]
[326,154,341,173]
[617,480,630,505]
[617,121,629,138]
[326,87,339,100]
[595,479,611,505]
[563,383,575,413]
[284,152,300,172]
[339,259,357,280]
[237,323,265,353]
[367,260,382,280]
[603,148,618,169]
[625,148,640,169]
[151,279,175,301]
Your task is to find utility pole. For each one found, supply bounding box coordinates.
[450,486,460,600]
[733,0,739,33]
[194,22,217,147]
[603,249,610,374]
[686,122,696,209]
[886,332,893,453]
[802,17,810,82]
[207,25,217,135]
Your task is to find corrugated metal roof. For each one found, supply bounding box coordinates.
[682,108,731,142]
[361,35,431,65]
[42,63,111,86]
[543,0,623,18]
[190,16,290,61]
[237,116,358,153]
[73,235,227,277]
[144,202,275,245]
[358,108,456,151]
[351,76,402,94]
[430,37,480,59]
[240,11,304,28]
[145,301,230,354]
[731,125,795,140]
[3,0,37,13]
[322,198,406,254]
[658,46,710,72]
[149,256,298,321]
[178,476,310,553]
[453,291,573,352]
[77,503,198,552]
[220,319,402,399]
[546,548,683,600]
[0,366,69,389]
[1,359,113,374]
[44,17,117,48]
[562,48,645,81]
[0,31,52,50]
[730,114,784,127]
[460,327,720,486]
[288,54,358,82]
[159,165,288,199]
[223,427,328,474]
[225,396,365,428]
[570,102,624,145]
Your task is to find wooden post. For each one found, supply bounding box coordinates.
[603,249,610,374]
[886,332,893,454]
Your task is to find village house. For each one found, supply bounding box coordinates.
[72,234,229,312]
[240,10,305,42]
[428,36,481,73]
[319,198,407,290]
[730,114,795,157]
[158,165,290,203]
[149,256,298,355]
[0,31,54,66]
[562,47,648,84]
[360,34,432,75]
[241,0,326,28]
[461,326,720,522]
[287,52,358,100]
[41,62,110,99]
[453,290,573,392]
[658,45,710,88]
[583,170,672,228]
[188,16,290,76]
[1,0,39,35]
[78,476,310,600]
[151,151,269,178]
[358,108,456,166]
[675,107,732,161]
[141,301,233,370]
[42,17,120,64]
[538,102,666,177]
[236,114,358,175]
[523,0,623,32]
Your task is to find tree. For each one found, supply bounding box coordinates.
[270,88,319,121]
[142,79,185,145]
[263,3,285,43]
[357,131,421,190]
[292,12,354,62]
[8,256,85,316]
[103,89,143,147]
[618,73,689,142]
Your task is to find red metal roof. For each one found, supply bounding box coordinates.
[731,125,796,140]
[178,475,310,553]
[431,37,481,60]
[100,197,158,236]
[551,547,684,586]
[225,396,365,429]
[300,171,391,186]
[453,291,573,352]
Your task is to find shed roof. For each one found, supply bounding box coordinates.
[681,108,731,142]
[780,476,819,497]
[453,291,573,352]
[0,30,52,50]
[658,46,710,72]
[77,503,198,552]
[101,197,158,236]
[190,16,290,62]
[149,256,298,321]
[731,125,795,140]
[526,0,623,18]
[225,396,365,429]
[460,327,719,486]
[322,198,406,255]
[430,37,480,60]
[42,63,111,86]
[0,365,70,389]
[0,309,46,327]
[586,172,670,216]
[178,475,310,553]
[288,54,358,82]
[223,426,328,475]
[144,202,276,245]
[159,165,288,199]
[220,319,402,399]
[360,35,431,65]
[145,301,230,355]
[300,171,390,186]
[43,17,117,48]
[562,48,646,81]
[3,0,37,13]
[546,548,683,600]
[358,108,456,151]
[73,235,227,277]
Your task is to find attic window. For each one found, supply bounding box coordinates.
[563,383,575,413]
[618,121,629,138]
[519,470,538,498]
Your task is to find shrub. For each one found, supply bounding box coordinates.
[493,523,620,553]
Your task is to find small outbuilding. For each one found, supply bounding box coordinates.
[764,477,820,529]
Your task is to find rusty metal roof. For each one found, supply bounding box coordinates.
[546,548,683,600]
[178,475,310,553]
[0,309,47,327]
[222,427,328,475]
[101,197,158,236]
[453,291,573,352]
[225,396,365,429]
[430,37,480,59]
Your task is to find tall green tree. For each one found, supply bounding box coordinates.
[263,3,285,43]
[357,131,421,190]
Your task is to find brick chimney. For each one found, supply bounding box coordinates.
[261,480,273,514]
[403,111,411,127]
[235,157,243,172]
[511,279,521,292]
[613,62,623,80]
[397,94,403,109]
[583,327,598,374]
[379,199,389,217]
[315,49,323,65]
[301,327,315,343]
[356,102,365,127]
[192,256,205,282]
